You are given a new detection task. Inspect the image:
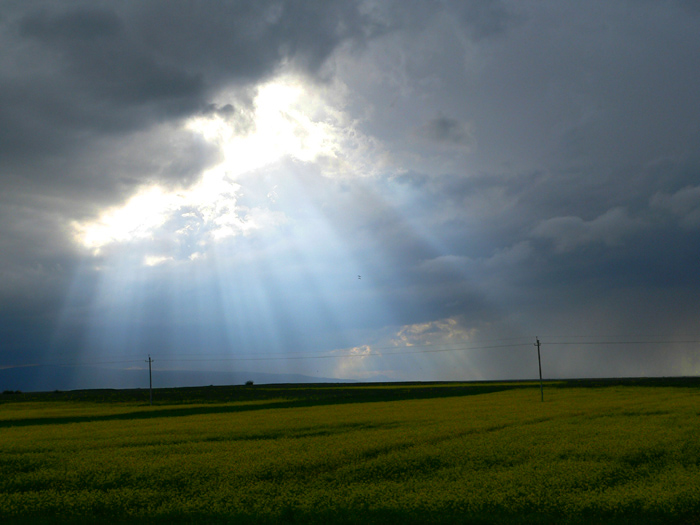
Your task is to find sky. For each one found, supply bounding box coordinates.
[2,0,700,391]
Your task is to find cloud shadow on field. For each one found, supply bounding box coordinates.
[0,382,524,428]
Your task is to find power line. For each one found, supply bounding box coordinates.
[546,340,700,346]
[2,337,699,370]
[539,334,700,339]
[0,342,533,369]
[145,337,536,359]
[0,359,145,370]
[153,343,532,363]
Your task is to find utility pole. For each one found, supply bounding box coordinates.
[146,355,153,406]
[534,337,543,402]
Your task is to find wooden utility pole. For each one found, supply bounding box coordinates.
[534,337,543,402]
[146,355,153,406]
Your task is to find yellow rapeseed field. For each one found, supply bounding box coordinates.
[1,383,699,524]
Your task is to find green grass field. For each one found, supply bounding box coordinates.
[1,380,699,524]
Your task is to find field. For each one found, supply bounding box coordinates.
[1,379,699,524]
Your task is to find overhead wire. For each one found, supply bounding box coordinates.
[154,342,532,363]
[2,336,699,370]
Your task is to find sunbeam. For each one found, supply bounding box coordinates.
[57,73,419,385]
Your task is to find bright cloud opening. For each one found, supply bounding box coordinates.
[75,187,176,250]
[72,75,350,258]
[144,255,173,267]
[72,172,247,255]
[188,77,343,176]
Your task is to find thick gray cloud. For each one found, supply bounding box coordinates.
[2,0,700,389]
[1,0,375,187]
[418,116,473,146]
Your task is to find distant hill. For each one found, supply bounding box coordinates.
[0,365,355,393]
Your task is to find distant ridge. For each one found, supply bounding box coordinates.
[0,365,356,393]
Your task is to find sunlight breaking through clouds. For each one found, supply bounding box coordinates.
[71,172,255,256]
[187,78,343,175]
[74,187,177,250]
[143,255,173,267]
[71,75,370,259]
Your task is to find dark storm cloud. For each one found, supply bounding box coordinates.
[419,116,473,146]
[450,0,517,40]
[21,6,123,40]
[21,11,204,105]
[1,0,375,182]
[651,185,700,228]
[370,0,516,40]
[132,0,367,79]
[4,6,197,168]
